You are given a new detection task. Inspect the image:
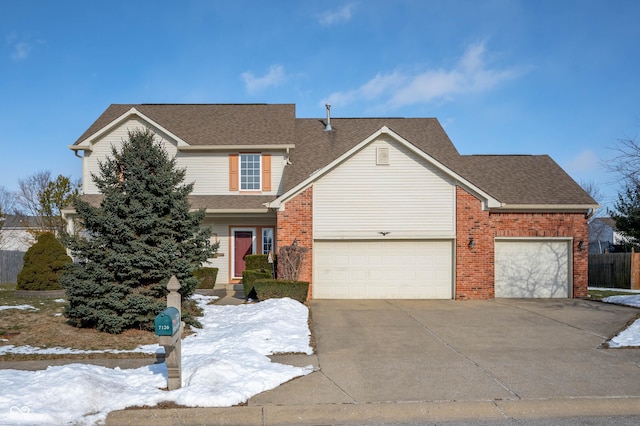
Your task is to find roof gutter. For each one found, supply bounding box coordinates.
[490,203,601,213]
[178,144,295,152]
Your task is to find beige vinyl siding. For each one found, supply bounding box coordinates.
[82,118,171,194]
[313,136,455,239]
[81,119,286,196]
[176,152,230,195]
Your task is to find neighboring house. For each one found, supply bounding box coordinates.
[64,104,598,300]
[588,217,627,253]
[0,215,38,252]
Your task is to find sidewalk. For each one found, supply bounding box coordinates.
[106,397,640,425]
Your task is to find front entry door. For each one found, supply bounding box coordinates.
[234,230,254,278]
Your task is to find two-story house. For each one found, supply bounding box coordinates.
[66,104,598,300]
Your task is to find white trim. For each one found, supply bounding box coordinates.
[70,107,190,151]
[494,236,574,242]
[267,126,502,210]
[231,228,256,279]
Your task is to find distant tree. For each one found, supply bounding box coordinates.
[16,232,71,291]
[14,171,80,236]
[606,131,640,248]
[61,129,217,334]
[0,186,17,249]
[15,170,50,231]
[38,175,81,234]
[609,185,640,249]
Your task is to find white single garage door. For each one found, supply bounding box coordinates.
[313,240,453,299]
[495,239,571,298]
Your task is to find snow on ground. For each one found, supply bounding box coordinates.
[1,292,639,424]
[599,292,640,348]
[0,304,37,311]
[0,296,313,425]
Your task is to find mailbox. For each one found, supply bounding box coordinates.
[155,307,180,336]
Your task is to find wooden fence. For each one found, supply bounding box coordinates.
[588,252,640,289]
[0,250,25,283]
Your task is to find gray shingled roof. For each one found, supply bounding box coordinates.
[74,104,296,147]
[284,118,461,192]
[452,155,597,206]
[73,104,597,210]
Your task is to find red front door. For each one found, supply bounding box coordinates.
[234,231,254,277]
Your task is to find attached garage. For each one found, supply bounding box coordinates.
[313,240,453,299]
[494,239,572,298]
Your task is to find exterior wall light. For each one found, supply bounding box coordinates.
[468,237,475,249]
[578,241,584,251]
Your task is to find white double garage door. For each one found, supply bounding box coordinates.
[313,239,571,299]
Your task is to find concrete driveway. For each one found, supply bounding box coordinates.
[111,299,640,425]
[247,299,640,420]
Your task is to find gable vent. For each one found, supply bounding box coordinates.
[377,147,390,165]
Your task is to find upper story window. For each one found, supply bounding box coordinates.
[229,153,271,192]
[240,154,261,191]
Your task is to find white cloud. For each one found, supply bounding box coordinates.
[565,149,600,173]
[317,3,356,26]
[323,41,522,110]
[5,32,34,61]
[241,65,286,94]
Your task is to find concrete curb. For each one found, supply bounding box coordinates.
[106,397,640,425]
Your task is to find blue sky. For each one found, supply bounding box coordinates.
[2,0,639,209]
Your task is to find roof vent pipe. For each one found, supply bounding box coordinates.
[324,103,332,131]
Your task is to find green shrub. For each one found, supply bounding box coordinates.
[242,269,272,297]
[253,279,309,303]
[245,254,271,271]
[17,232,72,291]
[193,267,218,289]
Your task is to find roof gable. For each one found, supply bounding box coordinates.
[282,117,460,192]
[270,125,500,209]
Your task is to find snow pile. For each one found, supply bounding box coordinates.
[0,296,313,425]
[602,293,640,348]
[602,293,640,308]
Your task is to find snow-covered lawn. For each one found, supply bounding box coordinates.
[0,296,313,425]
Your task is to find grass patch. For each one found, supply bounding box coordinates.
[0,283,157,361]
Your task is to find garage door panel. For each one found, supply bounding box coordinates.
[314,240,452,299]
[495,240,570,298]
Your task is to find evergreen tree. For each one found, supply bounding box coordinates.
[610,185,640,249]
[16,232,71,290]
[61,129,216,334]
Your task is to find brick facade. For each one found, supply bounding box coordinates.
[456,187,589,300]
[276,187,313,292]
[277,185,589,301]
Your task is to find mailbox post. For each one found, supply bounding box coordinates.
[154,275,184,390]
